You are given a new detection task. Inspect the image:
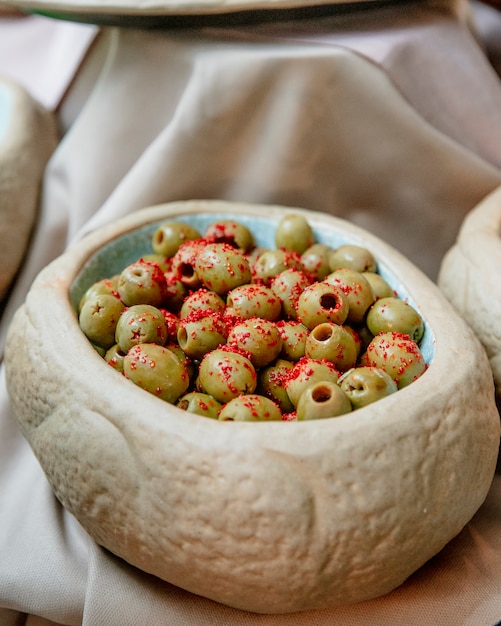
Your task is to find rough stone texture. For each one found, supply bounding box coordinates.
[5,201,500,613]
[0,76,58,303]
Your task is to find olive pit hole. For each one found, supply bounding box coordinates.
[177,327,188,348]
[215,236,237,248]
[320,294,340,310]
[311,385,333,403]
[179,263,195,278]
[311,325,333,341]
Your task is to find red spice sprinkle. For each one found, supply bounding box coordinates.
[222,312,245,333]
[218,343,253,361]
[158,308,180,340]
[267,368,288,385]
[282,250,303,268]
[98,279,121,300]
[279,357,338,384]
[330,278,354,295]
[205,222,239,247]
[180,310,229,337]
[171,239,208,276]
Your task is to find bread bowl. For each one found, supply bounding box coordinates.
[0,76,57,303]
[5,200,500,613]
[439,185,501,406]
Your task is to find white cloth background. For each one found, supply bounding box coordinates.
[2,2,501,624]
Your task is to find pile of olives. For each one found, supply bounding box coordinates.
[78,213,427,421]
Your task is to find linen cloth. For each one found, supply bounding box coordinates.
[0,14,98,111]
[2,2,501,624]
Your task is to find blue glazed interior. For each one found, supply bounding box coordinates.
[70,213,435,365]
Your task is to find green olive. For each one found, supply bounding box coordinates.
[78,276,120,313]
[276,320,308,361]
[227,318,282,368]
[361,331,427,388]
[300,243,333,280]
[166,343,196,381]
[123,343,190,403]
[171,240,206,289]
[226,283,282,321]
[324,268,375,324]
[177,312,228,360]
[344,324,363,357]
[252,249,303,285]
[271,269,312,319]
[355,324,374,353]
[257,359,295,413]
[91,344,107,358]
[246,246,270,266]
[180,289,226,319]
[198,349,257,403]
[79,294,125,349]
[195,243,252,294]
[117,260,167,307]
[140,254,171,273]
[161,309,181,344]
[305,322,358,372]
[204,220,255,252]
[285,358,340,407]
[115,304,168,353]
[275,213,315,254]
[218,394,282,421]
[339,366,398,409]
[366,297,424,343]
[296,282,349,329]
[296,381,352,420]
[328,244,377,273]
[177,392,222,418]
[163,272,187,313]
[362,272,394,301]
[104,343,126,373]
[152,221,202,258]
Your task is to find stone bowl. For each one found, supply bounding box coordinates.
[5,200,500,614]
[439,185,501,407]
[0,75,57,303]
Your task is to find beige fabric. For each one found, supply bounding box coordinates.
[2,2,501,624]
[0,15,98,111]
